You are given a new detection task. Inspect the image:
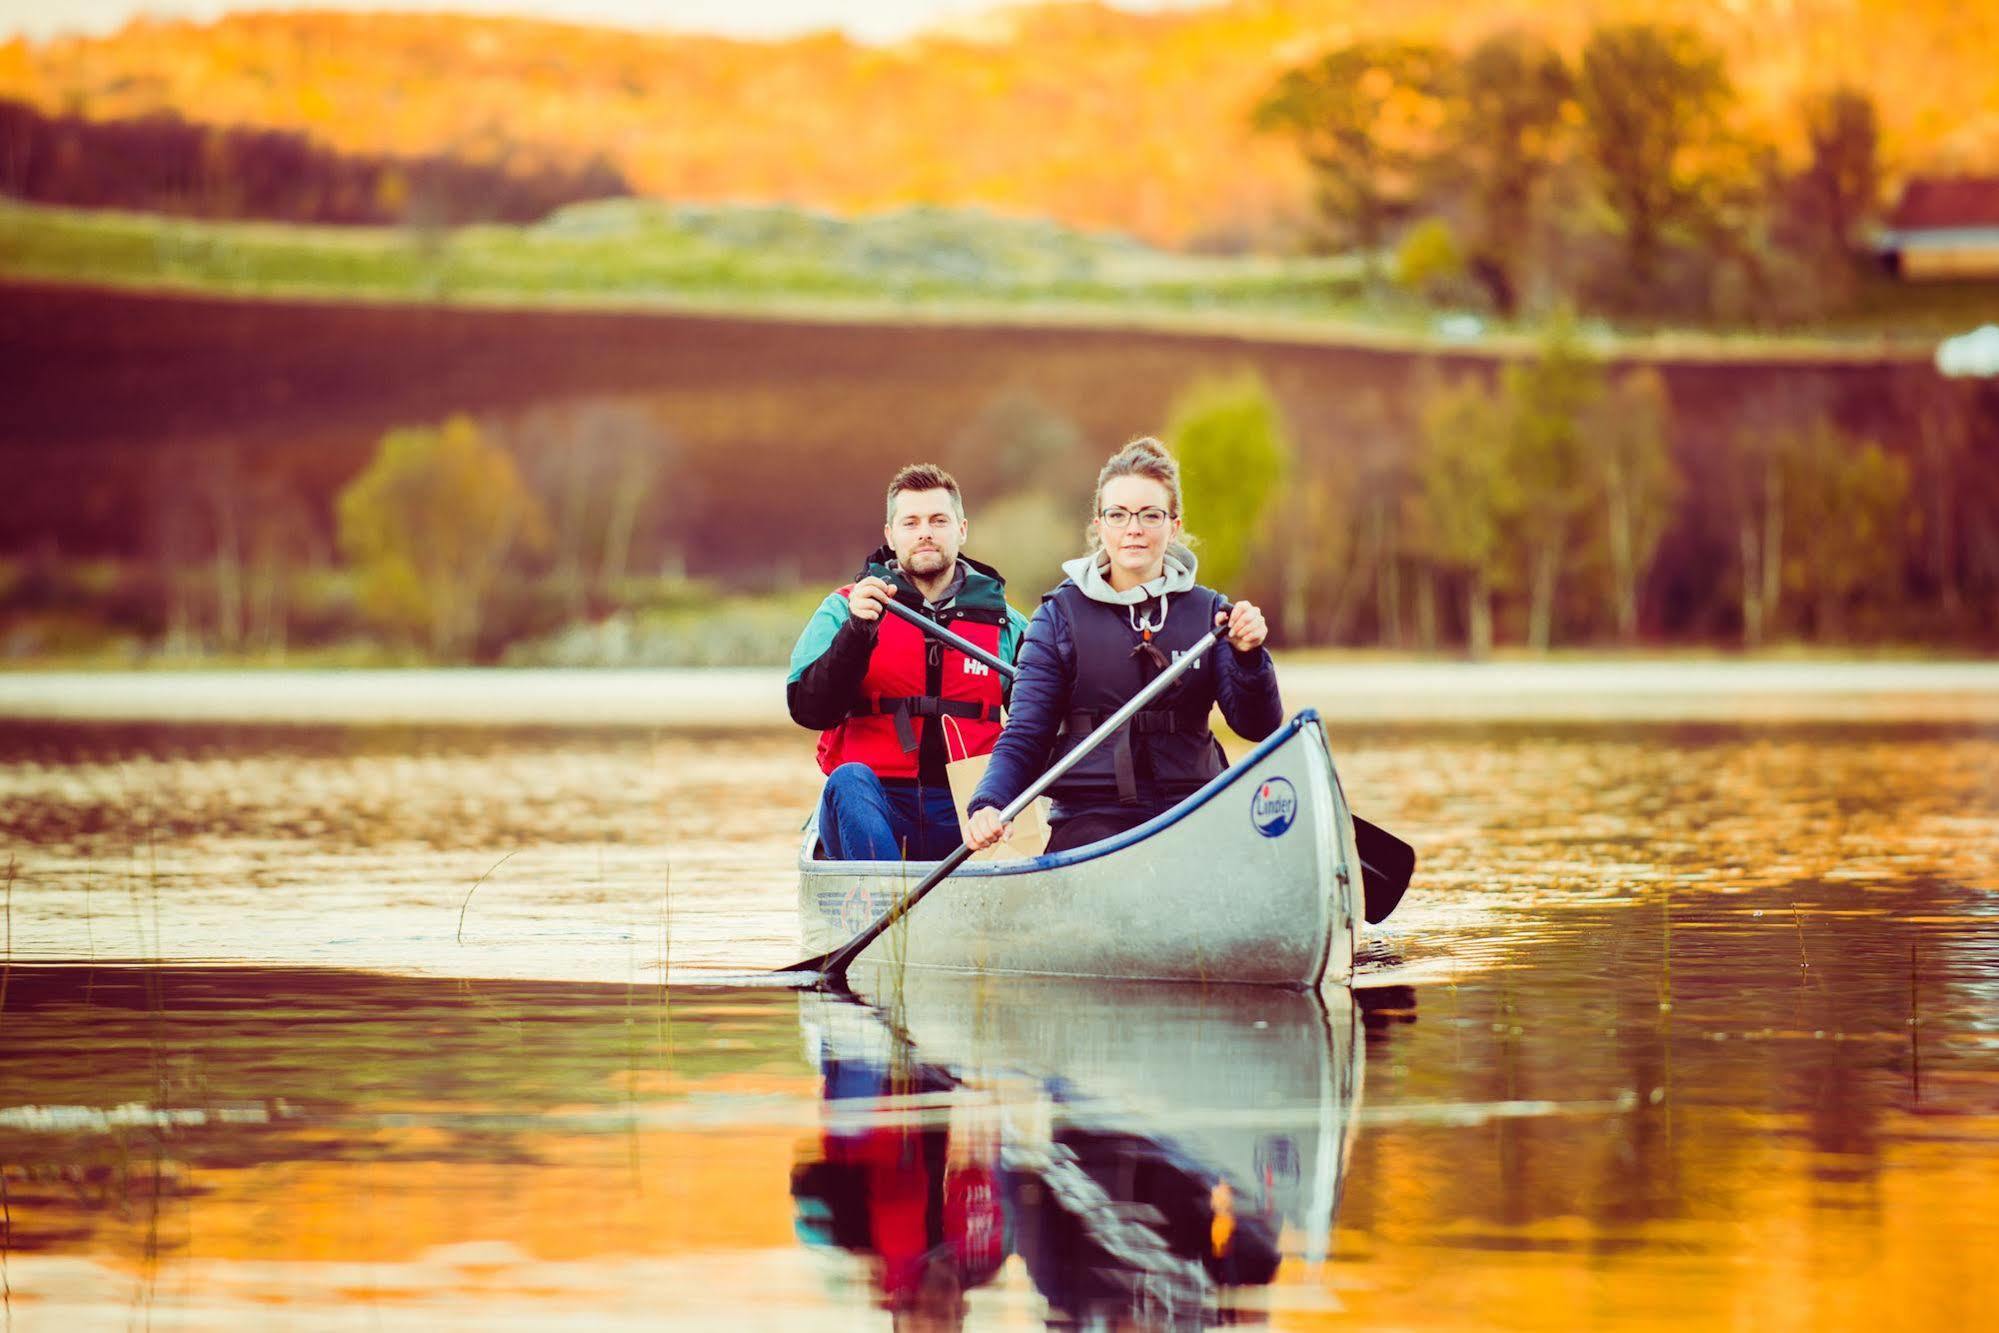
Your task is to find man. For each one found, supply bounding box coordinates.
[789,464,1029,862]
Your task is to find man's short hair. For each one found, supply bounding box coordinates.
[885,463,964,523]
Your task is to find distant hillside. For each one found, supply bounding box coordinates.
[1,2,1996,246]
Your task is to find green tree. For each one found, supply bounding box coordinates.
[1583,368,1680,642]
[1576,23,1736,301]
[1395,216,1466,304]
[1411,376,1517,658]
[1499,316,1604,650]
[1166,373,1295,596]
[1799,86,1880,254]
[337,414,550,660]
[1782,84,1880,307]
[1252,40,1453,277]
[1447,30,1573,316]
[1782,423,1911,640]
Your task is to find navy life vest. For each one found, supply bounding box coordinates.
[1045,580,1230,808]
[815,553,1011,779]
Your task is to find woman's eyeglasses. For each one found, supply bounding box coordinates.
[1098,506,1173,531]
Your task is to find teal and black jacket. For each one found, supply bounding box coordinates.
[788,548,1029,784]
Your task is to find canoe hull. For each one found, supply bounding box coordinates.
[796,710,1364,987]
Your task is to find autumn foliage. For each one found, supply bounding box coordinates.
[1,2,1993,247]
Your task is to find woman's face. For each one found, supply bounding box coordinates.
[1094,475,1180,584]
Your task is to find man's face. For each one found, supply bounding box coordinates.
[885,487,966,579]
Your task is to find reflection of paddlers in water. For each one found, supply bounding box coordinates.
[791,1053,1007,1326]
[1005,1126,1282,1319]
[787,464,1029,862]
[791,1036,1282,1328]
[966,438,1281,856]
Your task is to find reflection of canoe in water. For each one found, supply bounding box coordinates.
[796,710,1366,987]
[793,971,1363,1321]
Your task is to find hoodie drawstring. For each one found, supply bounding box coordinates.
[1128,594,1171,675]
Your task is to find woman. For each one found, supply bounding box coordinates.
[965,437,1280,855]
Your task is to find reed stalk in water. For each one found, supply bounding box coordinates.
[2,1149,13,1323]
[656,859,672,1067]
[1909,941,1921,1102]
[1,855,14,1018]
[456,848,519,944]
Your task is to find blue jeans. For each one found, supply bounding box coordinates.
[817,763,962,862]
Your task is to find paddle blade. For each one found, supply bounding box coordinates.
[770,952,858,993]
[1355,815,1416,924]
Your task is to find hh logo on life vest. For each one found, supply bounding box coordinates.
[962,659,991,677]
[1251,777,1298,837]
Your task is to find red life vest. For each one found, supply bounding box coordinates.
[816,588,1007,778]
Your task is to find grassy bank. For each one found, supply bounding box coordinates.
[0,197,1366,319]
[0,198,1981,356]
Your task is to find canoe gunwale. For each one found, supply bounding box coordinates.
[797,707,1332,879]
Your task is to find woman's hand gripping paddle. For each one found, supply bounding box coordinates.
[777,609,1239,991]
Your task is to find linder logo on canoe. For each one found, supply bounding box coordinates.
[1251,777,1298,837]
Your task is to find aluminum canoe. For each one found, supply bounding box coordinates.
[796,709,1365,987]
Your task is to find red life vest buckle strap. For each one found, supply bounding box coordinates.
[852,697,1004,723]
[853,696,1005,754]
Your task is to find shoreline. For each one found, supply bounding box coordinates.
[0,270,1938,368]
[4,660,1998,726]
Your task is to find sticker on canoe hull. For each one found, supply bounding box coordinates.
[837,884,889,933]
[1251,777,1298,837]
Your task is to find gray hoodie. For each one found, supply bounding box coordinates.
[1058,540,1200,606]
[968,537,1283,821]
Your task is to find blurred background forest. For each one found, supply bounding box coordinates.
[1,0,1995,664]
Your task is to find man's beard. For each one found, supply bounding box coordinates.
[901,546,950,576]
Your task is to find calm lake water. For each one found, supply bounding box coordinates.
[1,701,1996,1328]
